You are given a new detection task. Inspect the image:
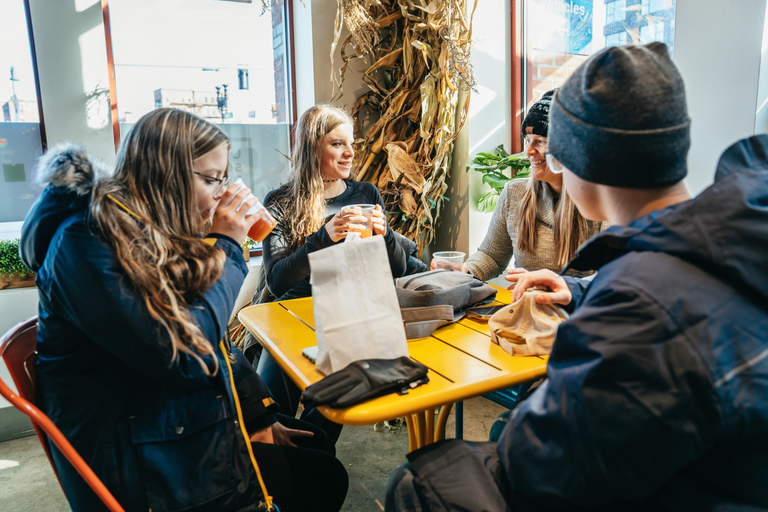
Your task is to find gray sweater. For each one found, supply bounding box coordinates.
[466,179,603,280]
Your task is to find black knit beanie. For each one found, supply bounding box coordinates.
[521,89,555,137]
[549,42,690,188]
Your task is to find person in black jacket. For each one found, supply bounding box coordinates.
[20,108,348,512]
[254,104,408,443]
[386,43,768,512]
[261,103,407,302]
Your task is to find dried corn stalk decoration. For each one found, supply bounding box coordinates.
[333,0,477,256]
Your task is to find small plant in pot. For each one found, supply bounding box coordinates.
[0,238,35,289]
[466,144,531,212]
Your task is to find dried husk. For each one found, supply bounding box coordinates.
[336,0,475,255]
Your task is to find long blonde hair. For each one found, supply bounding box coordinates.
[273,104,354,251]
[90,108,230,375]
[516,178,591,269]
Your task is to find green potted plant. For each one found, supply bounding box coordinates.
[0,238,36,290]
[466,144,531,212]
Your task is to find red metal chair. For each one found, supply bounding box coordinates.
[0,317,125,512]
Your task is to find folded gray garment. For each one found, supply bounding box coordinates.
[395,269,497,312]
[401,305,463,339]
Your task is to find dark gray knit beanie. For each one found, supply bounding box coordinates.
[549,42,690,188]
[521,89,555,137]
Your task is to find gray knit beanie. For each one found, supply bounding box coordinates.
[549,42,690,188]
[521,89,555,137]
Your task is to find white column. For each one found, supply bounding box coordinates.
[27,0,115,160]
[673,0,767,195]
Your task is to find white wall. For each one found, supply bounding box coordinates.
[755,3,768,134]
[0,288,39,408]
[292,0,369,112]
[465,0,512,258]
[673,0,767,195]
[28,0,116,161]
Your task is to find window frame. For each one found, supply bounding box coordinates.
[100,0,298,152]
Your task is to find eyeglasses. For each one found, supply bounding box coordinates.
[523,136,547,151]
[543,151,565,174]
[194,172,230,198]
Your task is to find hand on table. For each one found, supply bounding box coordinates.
[209,184,259,244]
[505,268,572,305]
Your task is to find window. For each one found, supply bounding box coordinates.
[524,0,677,109]
[107,0,292,205]
[0,0,43,228]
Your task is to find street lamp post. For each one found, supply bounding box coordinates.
[215,84,229,122]
[10,66,20,121]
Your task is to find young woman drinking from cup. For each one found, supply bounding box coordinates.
[20,108,348,512]
[432,90,604,283]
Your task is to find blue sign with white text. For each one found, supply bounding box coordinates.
[535,0,594,55]
[567,0,593,54]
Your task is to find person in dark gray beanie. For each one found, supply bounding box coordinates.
[548,41,691,188]
[387,42,768,512]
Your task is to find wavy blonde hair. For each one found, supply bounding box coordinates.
[272,104,354,251]
[90,108,230,375]
[516,178,591,269]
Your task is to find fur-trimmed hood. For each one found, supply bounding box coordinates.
[20,143,112,272]
[34,142,111,193]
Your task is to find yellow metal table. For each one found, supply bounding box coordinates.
[238,286,547,451]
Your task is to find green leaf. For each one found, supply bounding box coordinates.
[482,173,511,189]
[513,169,531,179]
[0,238,33,277]
[477,191,499,213]
[494,144,510,158]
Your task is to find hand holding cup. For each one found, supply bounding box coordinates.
[342,204,375,239]
[431,251,466,272]
[370,204,387,236]
[210,181,260,244]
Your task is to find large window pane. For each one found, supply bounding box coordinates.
[108,0,292,205]
[0,0,43,227]
[525,0,676,105]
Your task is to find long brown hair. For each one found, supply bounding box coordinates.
[273,104,354,251]
[90,108,230,375]
[516,178,591,269]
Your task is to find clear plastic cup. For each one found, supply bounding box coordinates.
[231,179,277,242]
[343,204,375,239]
[433,251,466,271]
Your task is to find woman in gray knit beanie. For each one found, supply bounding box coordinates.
[453,90,604,282]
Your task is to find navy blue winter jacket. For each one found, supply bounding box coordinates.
[20,145,277,512]
[497,136,768,511]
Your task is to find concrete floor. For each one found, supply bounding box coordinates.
[0,397,506,512]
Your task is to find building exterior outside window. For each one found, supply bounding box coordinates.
[108,0,293,207]
[0,0,43,227]
[524,0,676,107]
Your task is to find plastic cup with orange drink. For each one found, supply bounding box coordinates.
[231,179,278,243]
[342,204,375,239]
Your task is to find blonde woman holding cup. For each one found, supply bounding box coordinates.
[255,104,407,445]
[260,104,407,302]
